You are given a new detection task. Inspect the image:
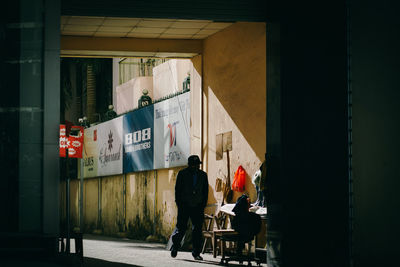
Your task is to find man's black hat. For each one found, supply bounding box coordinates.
[188,155,202,166]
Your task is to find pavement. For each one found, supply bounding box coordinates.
[83,234,265,267]
[1,234,267,267]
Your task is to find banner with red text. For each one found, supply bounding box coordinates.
[68,126,84,158]
[59,124,67,157]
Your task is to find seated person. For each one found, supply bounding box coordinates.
[231,194,262,255]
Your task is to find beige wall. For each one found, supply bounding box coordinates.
[202,22,266,204]
[64,169,180,241]
[84,178,100,232]
[155,168,180,238]
[101,175,125,235]
[190,55,202,157]
[126,171,156,239]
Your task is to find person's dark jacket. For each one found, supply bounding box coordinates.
[232,195,261,242]
[175,167,208,208]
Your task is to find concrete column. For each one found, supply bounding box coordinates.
[42,0,60,235]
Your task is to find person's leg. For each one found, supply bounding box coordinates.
[189,206,204,258]
[236,240,245,256]
[171,206,189,256]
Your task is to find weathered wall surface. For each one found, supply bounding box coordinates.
[83,178,99,232]
[154,168,180,238]
[126,171,155,239]
[69,180,80,229]
[203,22,266,204]
[101,175,125,235]
[63,169,179,241]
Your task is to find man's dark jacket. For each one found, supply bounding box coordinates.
[175,167,208,208]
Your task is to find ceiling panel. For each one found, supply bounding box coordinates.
[64,25,99,32]
[136,20,174,28]
[97,26,132,32]
[164,28,199,35]
[131,27,165,34]
[170,21,209,29]
[102,18,140,26]
[126,33,161,38]
[61,15,233,40]
[159,34,193,39]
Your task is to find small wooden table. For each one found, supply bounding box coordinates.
[212,229,238,258]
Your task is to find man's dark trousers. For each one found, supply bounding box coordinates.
[171,204,204,255]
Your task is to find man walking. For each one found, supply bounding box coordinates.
[170,155,209,260]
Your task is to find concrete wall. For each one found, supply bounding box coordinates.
[101,175,125,235]
[126,171,157,239]
[84,178,100,232]
[152,59,192,100]
[202,22,266,204]
[64,169,180,241]
[351,2,400,266]
[190,55,203,157]
[155,169,180,238]
[115,76,153,115]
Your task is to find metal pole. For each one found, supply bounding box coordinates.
[80,158,84,233]
[66,153,70,253]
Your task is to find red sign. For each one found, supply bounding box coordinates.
[59,124,67,157]
[68,126,84,158]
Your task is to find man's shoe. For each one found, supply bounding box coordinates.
[192,254,203,260]
[171,248,178,258]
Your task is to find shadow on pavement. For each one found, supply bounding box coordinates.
[177,259,222,266]
[84,257,141,267]
[121,245,167,250]
[178,258,252,267]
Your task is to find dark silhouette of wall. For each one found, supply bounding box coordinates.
[274,2,349,266]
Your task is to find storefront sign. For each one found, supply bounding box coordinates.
[97,116,123,176]
[123,105,154,172]
[153,92,190,169]
[59,124,67,157]
[68,126,84,158]
[82,92,191,177]
[83,126,99,177]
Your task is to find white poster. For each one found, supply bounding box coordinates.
[83,125,99,178]
[97,116,123,176]
[154,92,190,169]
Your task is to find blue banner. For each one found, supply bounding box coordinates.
[123,105,154,172]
